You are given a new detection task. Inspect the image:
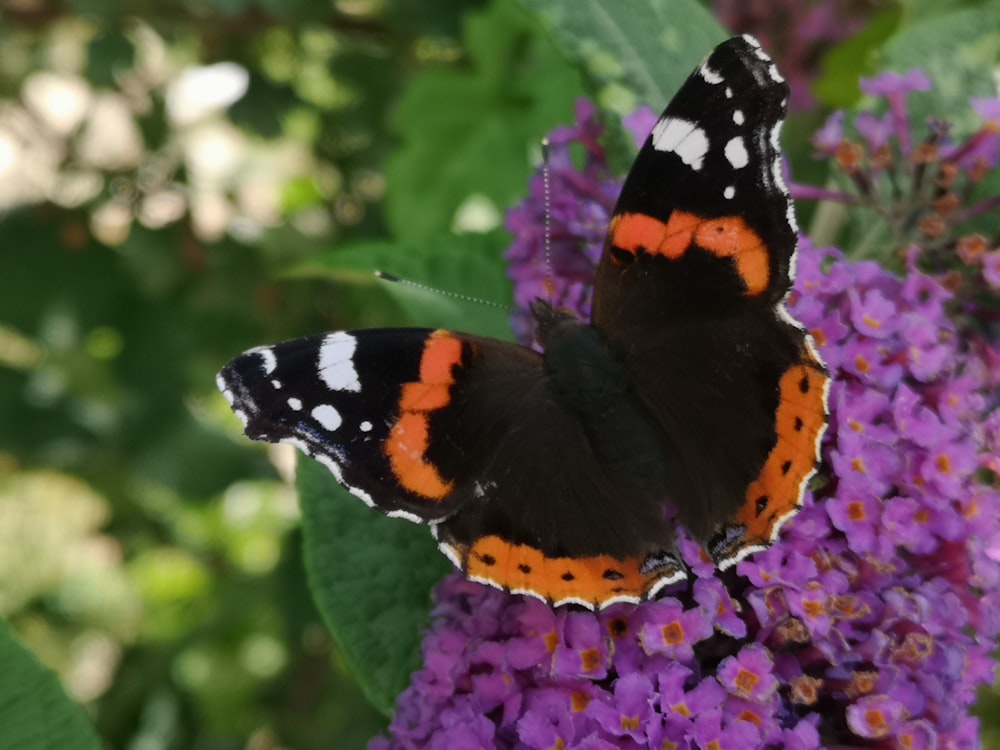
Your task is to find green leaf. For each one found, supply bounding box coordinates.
[384,0,581,243]
[288,230,515,340]
[298,457,450,715]
[812,8,902,108]
[85,30,134,88]
[519,0,724,115]
[0,620,101,749]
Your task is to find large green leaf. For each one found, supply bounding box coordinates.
[0,620,101,750]
[519,0,724,115]
[384,0,581,243]
[298,457,450,715]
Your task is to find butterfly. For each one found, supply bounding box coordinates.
[217,34,829,610]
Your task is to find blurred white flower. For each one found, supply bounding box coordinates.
[76,93,144,170]
[167,62,249,126]
[22,72,91,137]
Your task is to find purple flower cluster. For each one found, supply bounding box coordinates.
[792,71,1000,332]
[371,93,1000,749]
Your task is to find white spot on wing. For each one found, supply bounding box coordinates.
[733,110,745,125]
[318,332,361,393]
[287,397,302,411]
[651,117,709,171]
[725,136,749,169]
[216,374,235,404]
[724,186,736,200]
[253,347,277,375]
[271,379,282,389]
[359,420,373,432]
[311,404,342,431]
[699,62,724,84]
[740,35,783,83]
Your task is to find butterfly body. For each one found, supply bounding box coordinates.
[532,299,671,498]
[218,35,829,609]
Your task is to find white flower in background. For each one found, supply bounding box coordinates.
[166,62,249,126]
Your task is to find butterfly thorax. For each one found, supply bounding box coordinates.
[531,298,669,494]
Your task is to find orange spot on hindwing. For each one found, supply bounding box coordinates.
[609,211,771,295]
[383,331,465,500]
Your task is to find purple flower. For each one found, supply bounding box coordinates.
[860,70,931,157]
[372,100,1000,749]
[636,598,713,662]
[552,611,610,679]
[586,673,655,742]
[812,110,845,154]
[846,693,908,739]
[716,644,779,703]
[503,99,618,341]
[691,709,760,749]
[860,69,933,97]
[983,249,1000,289]
[854,111,894,153]
[946,96,1000,169]
[792,71,1000,334]
[621,105,657,148]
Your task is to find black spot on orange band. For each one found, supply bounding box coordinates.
[456,535,683,607]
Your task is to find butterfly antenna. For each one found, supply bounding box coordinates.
[375,271,513,312]
[541,137,557,302]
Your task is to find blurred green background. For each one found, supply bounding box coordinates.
[0,0,997,747]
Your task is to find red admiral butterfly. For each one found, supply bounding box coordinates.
[218,35,829,610]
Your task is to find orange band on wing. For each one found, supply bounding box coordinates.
[610,211,770,295]
[457,535,682,608]
[399,381,451,411]
[735,356,829,542]
[383,331,466,501]
[611,211,699,260]
[419,333,464,382]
